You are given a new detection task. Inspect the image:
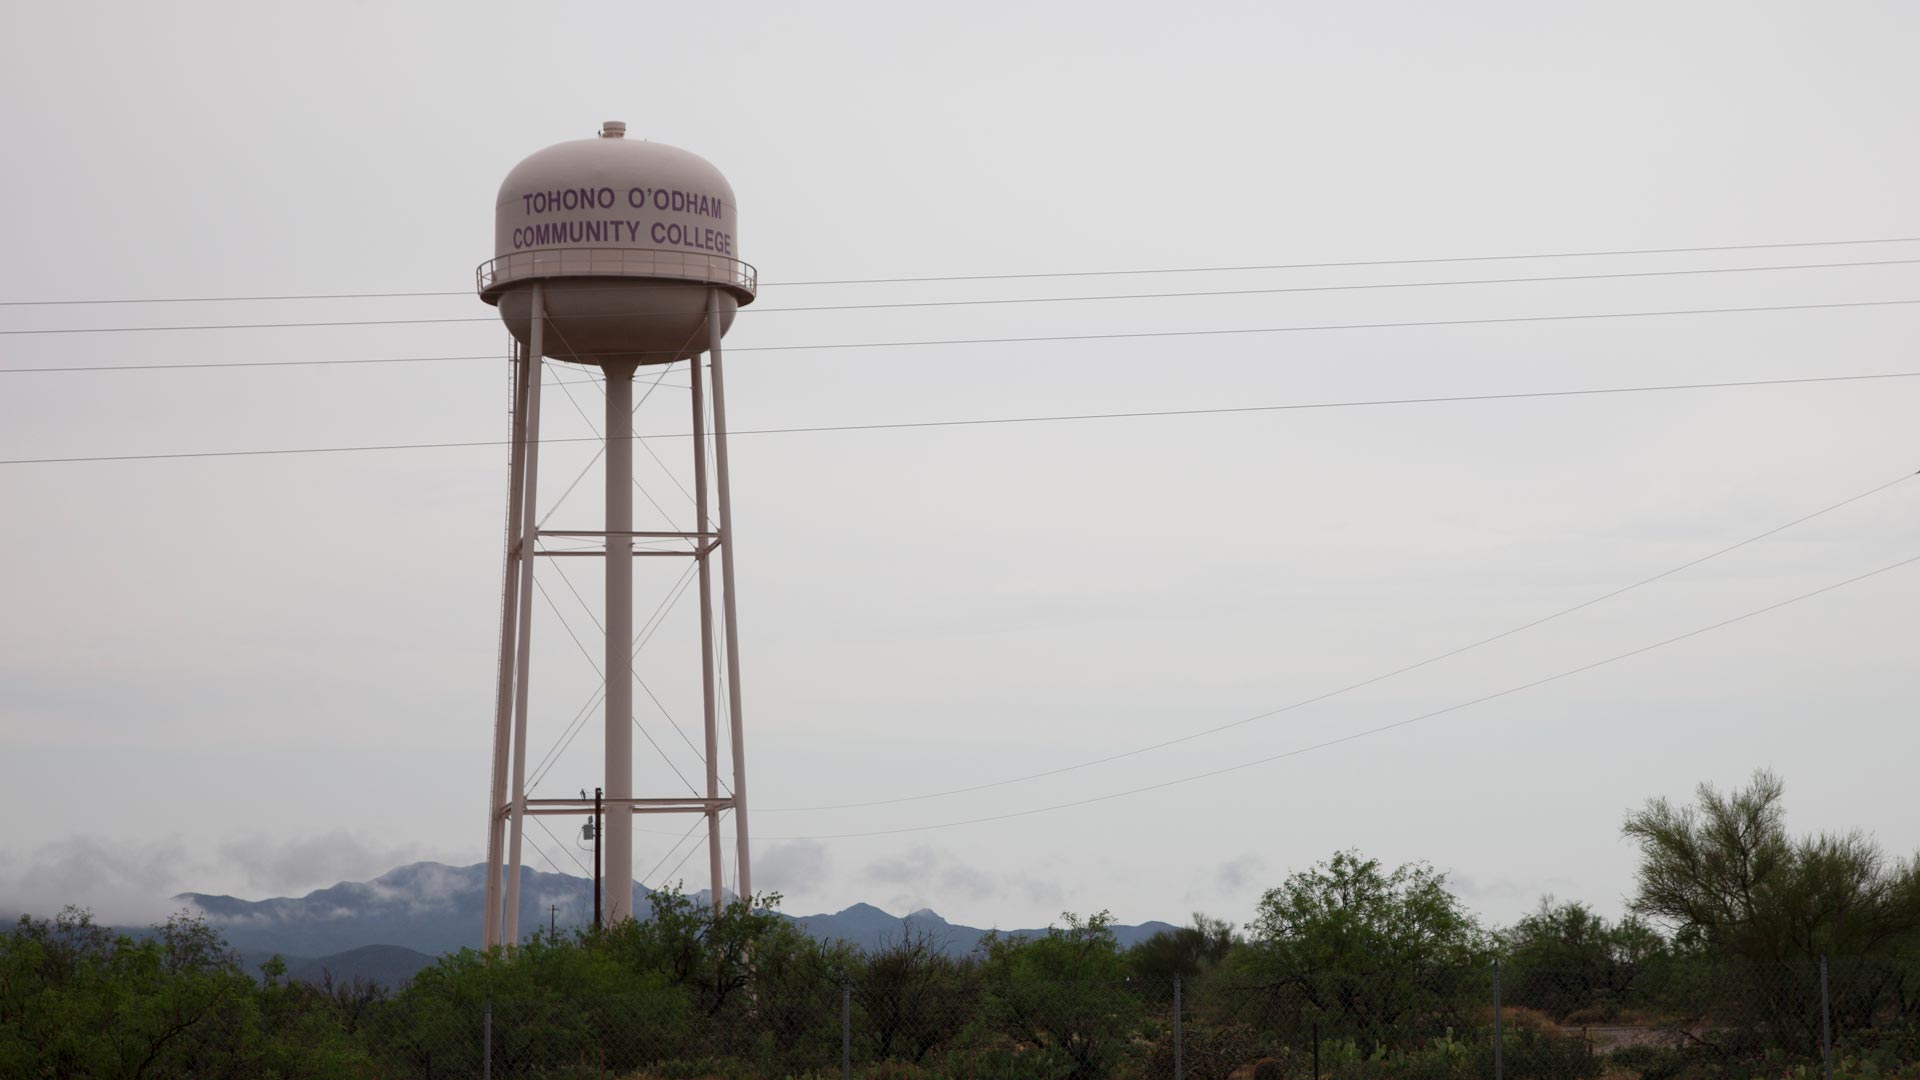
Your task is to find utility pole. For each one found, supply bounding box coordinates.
[549,904,557,937]
[593,787,603,929]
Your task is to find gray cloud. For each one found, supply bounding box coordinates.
[1216,853,1267,893]
[863,846,1001,913]
[0,832,438,925]
[938,860,997,901]
[862,847,938,887]
[214,831,429,896]
[755,840,831,894]
[0,836,208,924]
[1015,875,1065,910]
[1448,873,1532,908]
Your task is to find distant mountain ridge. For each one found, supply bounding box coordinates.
[284,945,439,988]
[173,861,1178,981]
[178,861,633,959]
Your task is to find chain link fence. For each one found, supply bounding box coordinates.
[349,955,1918,1079]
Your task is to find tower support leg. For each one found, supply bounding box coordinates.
[503,284,546,944]
[707,288,752,904]
[483,341,532,950]
[690,353,724,913]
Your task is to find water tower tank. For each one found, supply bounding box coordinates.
[478,121,757,366]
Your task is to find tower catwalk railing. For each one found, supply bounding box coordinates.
[475,247,757,297]
[481,284,752,949]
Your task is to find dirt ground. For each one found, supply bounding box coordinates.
[1560,1024,1691,1053]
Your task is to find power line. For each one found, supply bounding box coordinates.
[0,288,473,307]
[0,353,502,375]
[770,235,1920,287]
[10,295,1920,376]
[8,258,1920,337]
[632,371,1920,440]
[5,369,1917,467]
[727,298,1920,354]
[6,233,1920,306]
[682,550,1920,841]
[707,257,1920,315]
[759,467,1920,812]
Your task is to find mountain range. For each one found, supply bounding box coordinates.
[170,862,1177,987]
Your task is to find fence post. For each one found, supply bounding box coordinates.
[483,996,493,1080]
[1821,955,1833,1080]
[842,981,852,1080]
[1173,974,1184,1080]
[1493,960,1504,1080]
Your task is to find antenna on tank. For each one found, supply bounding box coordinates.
[477,122,757,950]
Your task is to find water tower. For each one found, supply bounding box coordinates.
[476,121,756,946]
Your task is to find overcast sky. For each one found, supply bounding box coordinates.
[3,1,1917,937]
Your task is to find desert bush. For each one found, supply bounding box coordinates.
[1610,1044,1690,1080]
[1140,1022,1270,1080]
[978,912,1145,1080]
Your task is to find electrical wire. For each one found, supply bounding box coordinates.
[768,236,1920,287]
[8,296,1919,378]
[5,368,1917,468]
[726,298,1920,354]
[729,257,1920,314]
[2,352,500,375]
[5,232,1919,306]
[679,550,1920,842]
[8,258,1920,336]
[759,467,1920,812]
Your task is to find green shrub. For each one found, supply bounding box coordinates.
[1611,1044,1691,1080]
[919,1043,1080,1080]
[654,1055,757,1079]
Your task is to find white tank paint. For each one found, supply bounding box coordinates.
[480,123,755,366]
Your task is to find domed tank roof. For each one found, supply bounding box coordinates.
[478,122,755,306]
